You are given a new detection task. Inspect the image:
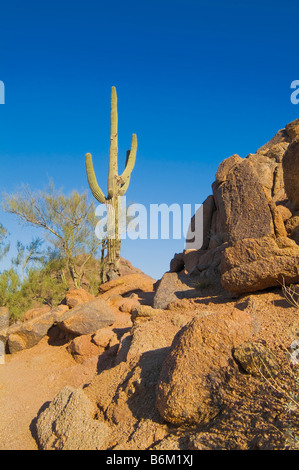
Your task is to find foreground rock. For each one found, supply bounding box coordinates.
[35,386,109,450]
[156,309,256,425]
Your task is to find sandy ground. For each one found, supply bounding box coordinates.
[0,338,99,450]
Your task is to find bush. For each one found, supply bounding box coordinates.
[0,262,68,323]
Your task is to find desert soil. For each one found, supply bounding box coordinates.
[0,338,99,450]
[0,307,131,450]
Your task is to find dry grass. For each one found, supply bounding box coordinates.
[282,281,299,308]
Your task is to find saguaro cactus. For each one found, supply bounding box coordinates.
[85,86,137,280]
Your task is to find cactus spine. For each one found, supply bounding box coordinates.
[85,86,137,280]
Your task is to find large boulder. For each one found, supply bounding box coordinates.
[58,298,115,336]
[221,236,299,295]
[156,309,256,426]
[35,386,110,450]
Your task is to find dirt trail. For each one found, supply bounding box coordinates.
[0,338,99,450]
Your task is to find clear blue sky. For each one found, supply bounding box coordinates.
[0,0,298,279]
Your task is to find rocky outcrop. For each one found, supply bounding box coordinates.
[167,119,299,297]
[1,293,115,354]
[31,280,298,450]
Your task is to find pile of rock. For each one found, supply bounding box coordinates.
[34,295,294,450]
[0,271,155,356]
[168,119,299,296]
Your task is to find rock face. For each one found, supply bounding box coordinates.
[156,309,255,425]
[165,119,299,297]
[215,159,274,243]
[215,154,243,184]
[35,386,110,450]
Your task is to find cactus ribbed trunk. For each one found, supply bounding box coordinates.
[85,87,137,281]
[106,196,121,279]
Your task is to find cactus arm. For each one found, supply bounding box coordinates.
[85,153,106,204]
[108,86,118,199]
[119,174,131,196]
[118,133,137,187]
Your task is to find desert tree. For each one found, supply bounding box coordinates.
[0,223,9,262]
[2,182,105,289]
[11,238,46,281]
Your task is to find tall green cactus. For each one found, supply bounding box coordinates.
[85,86,137,280]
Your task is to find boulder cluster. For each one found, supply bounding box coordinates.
[170,119,299,296]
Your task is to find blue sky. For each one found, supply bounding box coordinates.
[0,0,299,279]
